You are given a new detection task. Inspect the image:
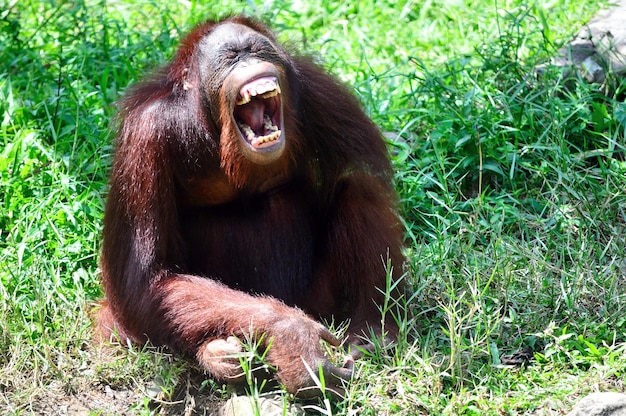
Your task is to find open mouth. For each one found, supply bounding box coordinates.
[233,76,283,149]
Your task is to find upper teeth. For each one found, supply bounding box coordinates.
[237,78,281,105]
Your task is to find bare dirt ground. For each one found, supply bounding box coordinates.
[29,369,223,416]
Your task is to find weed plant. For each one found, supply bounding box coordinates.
[2,0,625,414]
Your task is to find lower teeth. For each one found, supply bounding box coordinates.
[256,130,281,144]
[237,121,281,146]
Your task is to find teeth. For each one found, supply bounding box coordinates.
[238,122,255,141]
[254,130,281,145]
[261,90,278,99]
[263,114,279,132]
[236,93,250,105]
[237,118,281,147]
[236,78,281,106]
[254,80,276,96]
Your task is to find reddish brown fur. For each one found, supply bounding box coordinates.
[97,16,404,395]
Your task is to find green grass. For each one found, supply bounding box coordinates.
[2,0,625,414]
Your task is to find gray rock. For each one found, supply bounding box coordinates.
[546,0,626,84]
[567,392,626,416]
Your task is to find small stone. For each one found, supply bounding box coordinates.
[218,393,305,416]
[567,392,626,416]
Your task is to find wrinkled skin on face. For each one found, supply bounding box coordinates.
[198,24,286,165]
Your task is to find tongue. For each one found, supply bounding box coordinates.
[235,100,265,133]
